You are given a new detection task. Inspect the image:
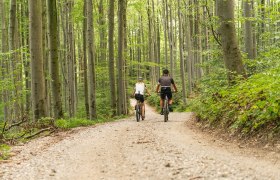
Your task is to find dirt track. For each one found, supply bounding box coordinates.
[1,101,280,179]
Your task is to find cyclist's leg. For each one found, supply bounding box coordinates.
[160,91,166,115]
[167,91,173,112]
[160,99,163,107]
[135,94,140,110]
[141,103,145,119]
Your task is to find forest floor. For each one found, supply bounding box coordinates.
[0,100,280,179]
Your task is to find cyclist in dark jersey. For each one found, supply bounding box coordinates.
[156,69,178,115]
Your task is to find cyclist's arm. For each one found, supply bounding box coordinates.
[145,85,151,96]
[172,83,178,92]
[156,83,160,93]
[132,86,136,96]
[171,79,178,92]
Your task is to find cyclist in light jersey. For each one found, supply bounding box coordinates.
[132,77,151,119]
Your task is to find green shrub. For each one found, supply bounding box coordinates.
[55,118,97,129]
[0,144,11,160]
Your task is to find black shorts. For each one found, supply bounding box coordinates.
[135,94,144,103]
[160,87,172,100]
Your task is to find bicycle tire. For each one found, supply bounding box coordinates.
[136,104,140,122]
[164,98,169,122]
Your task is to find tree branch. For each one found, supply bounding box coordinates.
[4,117,28,132]
[204,5,222,47]
[25,127,53,139]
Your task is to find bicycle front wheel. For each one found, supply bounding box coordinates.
[164,99,169,122]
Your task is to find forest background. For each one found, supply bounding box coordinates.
[0,0,280,155]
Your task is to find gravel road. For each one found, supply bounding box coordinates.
[1,101,280,180]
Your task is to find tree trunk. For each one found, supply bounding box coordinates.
[168,3,174,76]
[47,0,63,119]
[108,0,116,115]
[217,0,247,82]
[251,1,257,58]
[185,0,194,94]
[1,0,9,121]
[260,0,265,48]
[163,0,168,67]
[147,0,156,86]
[29,0,47,120]
[117,0,126,115]
[87,0,97,119]
[194,0,203,79]
[83,0,89,117]
[42,0,50,117]
[20,1,31,115]
[9,0,19,119]
[178,0,187,105]
[244,0,255,59]
[98,0,107,65]
[66,0,76,117]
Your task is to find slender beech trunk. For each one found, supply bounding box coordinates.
[203,5,210,74]
[29,0,47,120]
[260,0,265,48]
[168,3,174,76]
[137,17,142,77]
[117,0,125,115]
[185,1,194,94]
[59,1,68,113]
[9,0,18,119]
[98,0,107,64]
[47,0,63,119]
[1,0,9,121]
[217,0,247,82]
[20,2,31,115]
[42,0,51,117]
[178,0,187,105]
[252,1,257,58]
[87,0,97,119]
[83,0,89,117]
[123,0,129,114]
[244,0,255,59]
[156,16,161,79]
[163,0,168,67]
[108,0,116,115]
[67,0,76,117]
[147,0,156,86]
[194,0,203,79]
[152,0,160,81]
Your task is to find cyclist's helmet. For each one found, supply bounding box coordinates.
[138,77,143,80]
[163,69,169,75]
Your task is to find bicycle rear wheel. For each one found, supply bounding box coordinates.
[136,104,140,122]
[164,99,169,122]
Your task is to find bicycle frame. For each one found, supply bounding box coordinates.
[163,94,169,122]
[135,100,142,122]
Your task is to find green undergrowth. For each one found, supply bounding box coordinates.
[188,67,280,138]
[0,144,10,160]
[188,48,280,138]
